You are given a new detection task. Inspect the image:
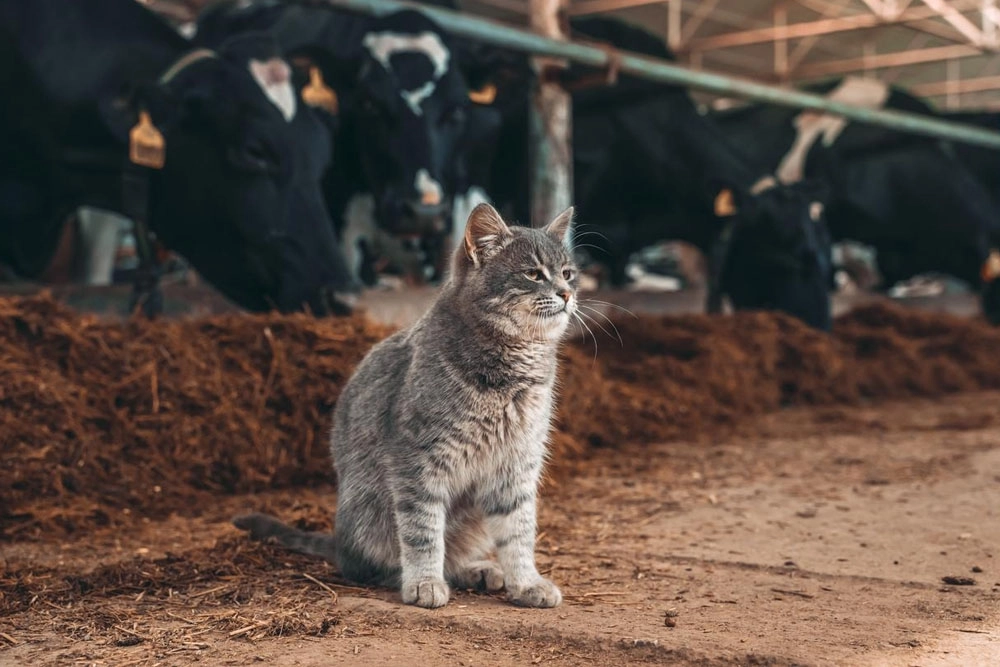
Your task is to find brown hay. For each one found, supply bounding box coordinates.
[3,294,1000,540]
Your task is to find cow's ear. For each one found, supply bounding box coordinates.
[295,59,340,116]
[97,82,179,145]
[713,188,739,217]
[468,81,497,105]
[463,203,512,267]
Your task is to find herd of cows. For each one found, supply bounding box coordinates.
[3,0,1000,330]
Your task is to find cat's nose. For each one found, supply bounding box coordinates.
[557,289,572,303]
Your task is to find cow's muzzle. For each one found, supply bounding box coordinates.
[315,285,359,316]
[384,199,450,236]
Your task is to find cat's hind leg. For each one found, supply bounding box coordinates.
[444,503,504,593]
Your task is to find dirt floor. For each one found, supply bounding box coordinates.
[2,289,1000,666]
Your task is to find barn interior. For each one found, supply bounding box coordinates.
[3,1,1000,665]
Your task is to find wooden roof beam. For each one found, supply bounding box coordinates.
[792,43,981,78]
[917,0,990,47]
[683,0,980,52]
[910,72,1000,95]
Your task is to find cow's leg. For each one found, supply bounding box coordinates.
[342,194,378,286]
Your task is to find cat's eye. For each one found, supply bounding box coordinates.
[562,269,575,281]
[524,269,543,281]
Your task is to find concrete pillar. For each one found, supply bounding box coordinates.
[529,0,573,228]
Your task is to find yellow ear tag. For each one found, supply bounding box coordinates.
[302,66,338,115]
[714,188,737,217]
[468,82,497,105]
[129,111,165,169]
[982,249,1000,283]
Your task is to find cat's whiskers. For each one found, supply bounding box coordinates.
[569,243,605,255]
[576,304,622,346]
[569,228,610,243]
[571,310,600,362]
[580,298,638,319]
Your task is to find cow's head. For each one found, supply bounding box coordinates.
[708,177,834,331]
[345,10,473,237]
[107,33,357,313]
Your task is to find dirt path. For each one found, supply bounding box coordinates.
[3,392,999,666]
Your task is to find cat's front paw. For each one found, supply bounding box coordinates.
[451,560,505,592]
[507,578,562,608]
[401,578,450,609]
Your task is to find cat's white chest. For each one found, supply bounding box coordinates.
[482,385,552,463]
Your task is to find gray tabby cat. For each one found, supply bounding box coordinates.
[234,202,578,609]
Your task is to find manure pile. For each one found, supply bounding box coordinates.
[4,294,1000,539]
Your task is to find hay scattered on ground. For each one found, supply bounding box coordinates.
[4,294,1000,540]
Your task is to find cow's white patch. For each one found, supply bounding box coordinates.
[402,81,437,115]
[362,31,451,116]
[76,207,132,286]
[249,58,296,122]
[888,275,946,299]
[342,194,378,280]
[749,175,777,195]
[809,201,824,222]
[625,264,682,292]
[776,77,889,184]
[177,22,197,39]
[415,169,443,207]
[451,186,490,255]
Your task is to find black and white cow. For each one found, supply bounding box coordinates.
[465,17,835,330]
[194,0,509,283]
[712,76,1000,323]
[0,0,357,314]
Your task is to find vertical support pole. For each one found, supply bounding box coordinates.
[667,0,682,52]
[862,40,876,78]
[774,2,788,81]
[529,0,573,229]
[947,57,960,109]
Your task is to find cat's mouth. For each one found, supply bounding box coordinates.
[538,304,571,319]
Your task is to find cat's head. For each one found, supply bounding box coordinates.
[449,203,578,342]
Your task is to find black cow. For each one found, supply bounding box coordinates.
[194,0,509,283]
[0,0,356,315]
[939,111,1000,204]
[467,17,835,330]
[712,77,1000,323]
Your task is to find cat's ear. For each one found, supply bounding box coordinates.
[543,206,574,246]
[464,202,511,267]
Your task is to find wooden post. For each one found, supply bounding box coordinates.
[529,0,573,229]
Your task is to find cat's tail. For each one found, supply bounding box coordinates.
[232,513,338,564]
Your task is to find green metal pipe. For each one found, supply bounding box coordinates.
[324,0,1000,150]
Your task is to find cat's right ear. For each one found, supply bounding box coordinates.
[463,203,511,268]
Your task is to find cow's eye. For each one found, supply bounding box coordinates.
[235,141,278,172]
[246,143,271,163]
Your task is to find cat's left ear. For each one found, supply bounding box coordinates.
[543,206,574,246]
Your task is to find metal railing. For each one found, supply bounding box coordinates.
[325,0,1000,150]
